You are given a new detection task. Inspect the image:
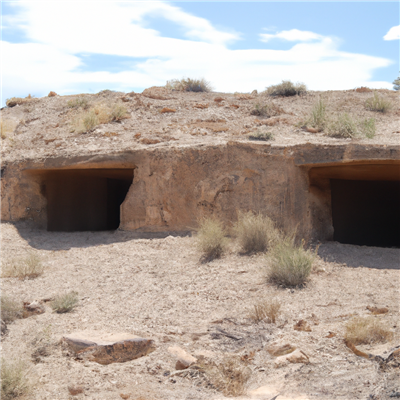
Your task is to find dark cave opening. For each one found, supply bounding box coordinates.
[331,179,400,248]
[42,169,133,231]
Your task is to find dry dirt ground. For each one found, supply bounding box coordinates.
[1,223,399,400]
[1,88,399,163]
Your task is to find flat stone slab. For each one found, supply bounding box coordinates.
[62,330,156,365]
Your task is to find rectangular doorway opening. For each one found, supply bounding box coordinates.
[331,179,400,248]
[42,169,134,231]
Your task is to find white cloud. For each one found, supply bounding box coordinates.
[1,2,394,102]
[260,29,322,42]
[383,25,400,40]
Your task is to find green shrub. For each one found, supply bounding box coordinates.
[110,103,128,121]
[234,211,277,253]
[67,97,89,109]
[268,236,316,287]
[50,291,79,314]
[393,75,400,91]
[248,131,274,141]
[265,80,307,97]
[365,92,393,113]
[359,117,376,139]
[305,98,327,131]
[166,78,212,92]
[325,113,358,138]
[345,316,393,345]
[1,295,22,324]
[2,254,44,280]
[1,358,31,400]
[196,217,228,261]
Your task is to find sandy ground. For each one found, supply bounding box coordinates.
[1,223,399,400]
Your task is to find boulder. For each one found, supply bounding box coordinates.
[168,346,197,370]
[62,331,155,365]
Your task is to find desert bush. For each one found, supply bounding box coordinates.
[248,131,274,141]
[196,217,228,261]
[1,358,32,400]
[325,113,358,138]
[234,211,277,253]
[304,98,327,131]
[201,356,251,397]
[393,75,400,91]
[365,92,393,113]
[265,80,307,97]
[250,102,284,117]
[110,103,128,121]
[50,291,79,314]
[345,316,393,345]
[1,295,22,324]
[166,77,212,92]
[250,298,281,323]
[67,97,89,109]
[6,95,35,108]
[268,236,316,287]
[2,254,44,280]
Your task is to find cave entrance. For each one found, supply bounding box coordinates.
[309,163,400,248]
[42,169,134,231]
[331,179,400,247]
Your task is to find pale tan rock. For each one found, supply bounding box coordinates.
[23,300,45,318]
[274,349,310,368]
[68,385,84,395]
[62,330,155,365]
[168,345,197,370]
[267,343,296,357]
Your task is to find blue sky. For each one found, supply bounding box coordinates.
[1,1,399,106]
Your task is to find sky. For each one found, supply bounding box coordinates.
[1,1,399,106]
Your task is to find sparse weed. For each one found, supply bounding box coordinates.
[265,80,307,97]
[67,97,89,109]
[50,291,79,314]
[365,92,393,113]
[248,131,274,141]
[1,295,22,324]
[1,358,32,400]
[325,113,358,138]
[250,298,281,323]
[166,77,212,92]
[268,236,316,287]
[345,316,393,345]
[250,102,284,117]
[305,98,327,131]
[359,117,376,139]
[201,356,251,397]
[196,217,228,261]
[2,254,44,280]
[234,211,277,253]
[82,110,99,132]
[110,103,128,121]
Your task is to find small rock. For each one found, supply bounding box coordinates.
[251,90,258,95]
[160,107,176,113]
[294,320,312,332]
[23,300,45,318]
[1,320,7,335]
[214,97,224,103]
[274,349,310,368]
[306,127,319,133]
[266,343,296,357]
[68,385,84,395]
[366,306,389,315]
[62,330,155,365]
[168,346,197,370]
[120,393,130,399]
[48,91,57,97]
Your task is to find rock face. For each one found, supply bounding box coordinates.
[62,331,156,365]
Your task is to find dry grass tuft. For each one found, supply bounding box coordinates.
[50,291,79,314]
[1,358,32,400]
[234,211,278,253]
[250,102,284,117]
[365,92,393,113]
[268,236,316,287]
[250,298,281,323]
[166,77,213,92]
[6,95,35,108]
[67,97,89,109]
[2,254,44,280]
[248,131,274,141]
[304,98,327,132]
[1,295,23,324]
[345,316,393,345]
[325,113,376,139]
[201,356,251,397]
[1,119,18,140]
[196,217,228,261]
[265,80,307,97]
[355,87,372,93]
